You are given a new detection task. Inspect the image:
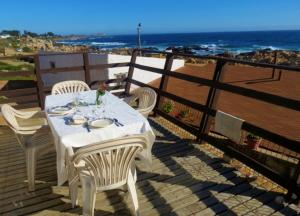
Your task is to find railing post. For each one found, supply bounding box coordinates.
[83,52,91,86]
[271,51,277,79]
[125,50,138,95]
[34,54,46,109]
[197,60,226,141]
[154,53,174,114]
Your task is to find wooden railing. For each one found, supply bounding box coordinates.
[126,49,300,200]
[0,52,130,109]
[1,50,300,200]
[0,55,39,109]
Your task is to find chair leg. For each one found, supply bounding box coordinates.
[69,181,79,208]
[127,170,139,216]
[26,148,36,191]
[81,174,96,216]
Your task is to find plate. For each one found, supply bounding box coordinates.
[89,119,114,128]
[48,106,74,115]
[71,115,87,125]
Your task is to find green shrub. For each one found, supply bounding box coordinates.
[163,100,175,113]
[22,46,33,52]
[179,109,189,118]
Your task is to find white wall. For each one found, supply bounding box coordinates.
[39,53,185,90]
[106,54,185,90]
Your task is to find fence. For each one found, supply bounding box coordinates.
[1,50,300,200]
[126,49,300,199]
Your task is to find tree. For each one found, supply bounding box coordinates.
[0,30,21,37]
[23,30,39,37]
[46,32,55,37]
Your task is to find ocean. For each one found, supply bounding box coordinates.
[57,30,300,55]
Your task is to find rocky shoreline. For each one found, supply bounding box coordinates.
[1,36,299,67]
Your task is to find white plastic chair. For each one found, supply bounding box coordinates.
[51,80,90,95]
[1,104,54,191]
[66,135,146,216]
[127,87,157,118]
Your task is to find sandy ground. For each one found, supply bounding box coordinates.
[150,63,300,141]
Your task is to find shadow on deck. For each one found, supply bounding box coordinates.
[0,117,299,216]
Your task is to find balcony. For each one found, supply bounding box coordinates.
[0,50,300,215]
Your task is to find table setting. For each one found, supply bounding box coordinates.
[45,88,155,185]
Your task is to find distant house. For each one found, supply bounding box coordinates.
[0,34,11,39]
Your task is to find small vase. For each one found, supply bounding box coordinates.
[96,96,102,106]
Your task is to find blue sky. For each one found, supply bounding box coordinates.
[1,0,300,35]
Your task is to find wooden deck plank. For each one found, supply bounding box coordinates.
[0,117,299,216]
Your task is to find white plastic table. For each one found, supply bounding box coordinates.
[45,90,155,185]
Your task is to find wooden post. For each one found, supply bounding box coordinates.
[125,50,138,95]
[83,52,91,85]
[271,51,278,79]
[34,54,46,109]
[197,60,226,141]
[154,53,174,112]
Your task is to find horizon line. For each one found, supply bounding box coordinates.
[108,29,300,36]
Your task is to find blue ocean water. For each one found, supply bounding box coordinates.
[57,30,300,55]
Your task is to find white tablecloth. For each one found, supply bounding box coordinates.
[45,90,155,185]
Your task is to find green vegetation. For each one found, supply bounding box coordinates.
[163,100,175,113]
[1,29,60,38]
[0,96,8,102]
[179,109,189,118]
[0,30,20,37]
[0,75,36,81]
[0,61,34,71]
[22,46,33,52]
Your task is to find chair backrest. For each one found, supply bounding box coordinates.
[51,80,90,95]
[134,87,157,117]
[1,104,40,149]
[72,135,145,190]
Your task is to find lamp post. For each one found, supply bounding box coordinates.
[137,23,142,55]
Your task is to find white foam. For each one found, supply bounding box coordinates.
[90,42,127,46]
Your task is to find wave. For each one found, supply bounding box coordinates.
[56,41,127,47]
[252,45,281,50]
[90,42,127,46]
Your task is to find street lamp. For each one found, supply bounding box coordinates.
[137,23,142,54]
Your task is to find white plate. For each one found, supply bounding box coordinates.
[48,106,73,115]
[71,115,87,125]
[89,119,113,128]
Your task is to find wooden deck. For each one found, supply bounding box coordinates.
[0,117,299,216]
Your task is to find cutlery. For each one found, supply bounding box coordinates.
[113,118,124,126]
[84,122,91,132]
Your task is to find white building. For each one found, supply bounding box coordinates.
[0,34,11,39]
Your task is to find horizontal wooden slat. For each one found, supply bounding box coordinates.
[0,88,37,97]
[89,62,130,70]
[14,102,40,109]
[0,94,38,104]
[39,66,84,74]
[133,63,300,112]
[0,55,35,60]
[241,122,300,154]
[130,79,207,112]
[138,48,300,72]
[133,63,213,86]
[214,81,300,112]
[0,71,35,77]
[202,134,300,197]
[155,109,199,136]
